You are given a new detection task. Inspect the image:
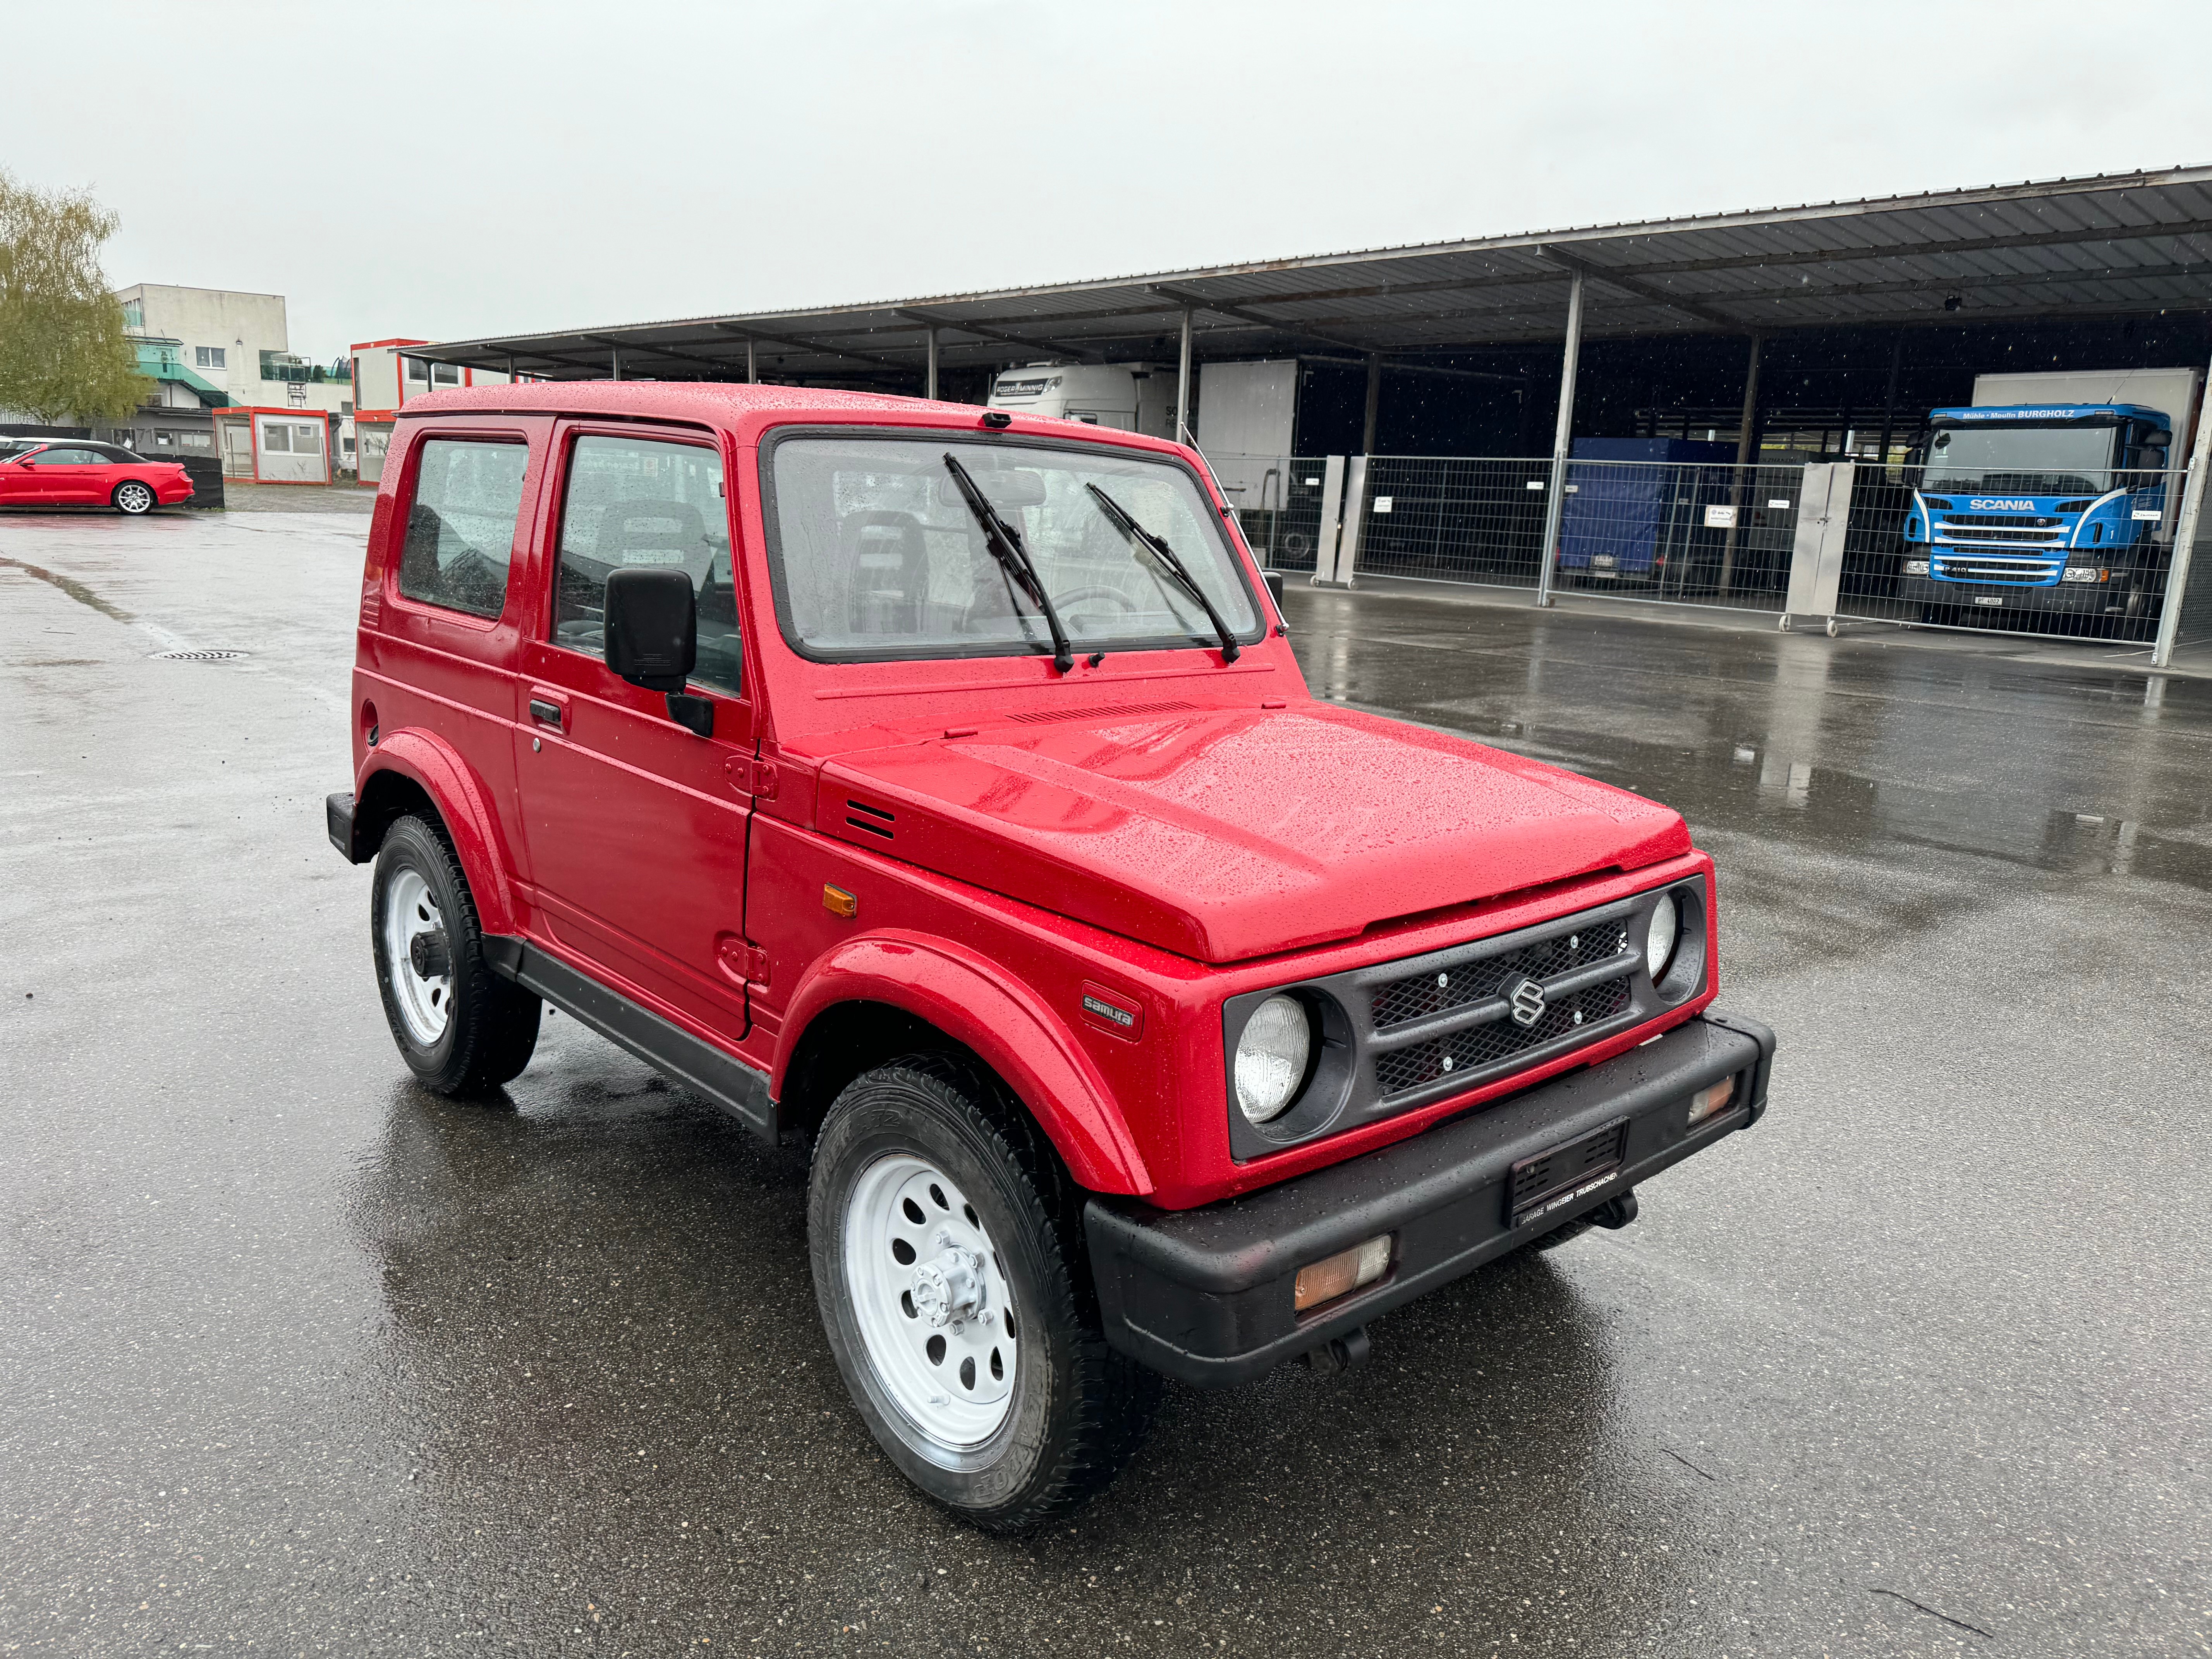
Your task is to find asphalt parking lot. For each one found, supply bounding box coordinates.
[3,508,2207,1657]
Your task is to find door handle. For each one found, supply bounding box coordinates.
[528,698,564,730]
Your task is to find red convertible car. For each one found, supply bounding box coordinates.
[0,440,194,514]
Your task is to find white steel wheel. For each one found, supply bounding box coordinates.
[842,1152,1018,1452]
[381,867,451,1046]
[113,481,155,515]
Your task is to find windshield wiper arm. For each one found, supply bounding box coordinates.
[942,453,1072,674]
[1084,483,1240,663]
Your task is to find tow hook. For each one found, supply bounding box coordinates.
[1590,1190,1639,1230]
[1303,1326,1371,1377]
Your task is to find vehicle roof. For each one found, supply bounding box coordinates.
[393,381,1189,453]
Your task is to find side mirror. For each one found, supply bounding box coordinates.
[603,567,713,736]
[604,566,697,689]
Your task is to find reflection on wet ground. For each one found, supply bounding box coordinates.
[3,517,2207,1655]
[1289,588,2212,895]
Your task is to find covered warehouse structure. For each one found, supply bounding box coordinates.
[414,167,2212,665]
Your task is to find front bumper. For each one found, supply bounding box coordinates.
[1900,570,2133,616]
[1084,1010,1774,1387]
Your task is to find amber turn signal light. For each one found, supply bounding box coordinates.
[1686,1076,1736,1127]
[823,884,858,919]
[1293,1235,1392,1313]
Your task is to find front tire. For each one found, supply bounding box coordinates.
[809,1058,1161,1531]
[112,481,155,515]
[370,814,540,1094]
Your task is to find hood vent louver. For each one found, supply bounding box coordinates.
[1004,699,1198,725]
[845,799,896,839]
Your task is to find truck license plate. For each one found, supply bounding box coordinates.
[1508,1118,1628,1228]
[1974,596,2004,606]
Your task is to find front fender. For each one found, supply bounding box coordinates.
[777,932,1153,1196]
[355,729,521,936]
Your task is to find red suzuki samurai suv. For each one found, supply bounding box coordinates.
[328,382,1773,1529]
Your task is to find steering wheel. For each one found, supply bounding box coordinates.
[1052,584,1144,617]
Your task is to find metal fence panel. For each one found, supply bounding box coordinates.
[1343,457,1802,612]
[1835,464,2180,644]
[1207,453,1331,573]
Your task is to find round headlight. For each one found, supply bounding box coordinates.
[1645,893,1680,981]
[1235,994,1312,1124]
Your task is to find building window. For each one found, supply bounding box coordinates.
[405,358,429,383]
[155,431,174,447]
[121,300,143,328]
[196,345,226,371]
[432,363,461,386]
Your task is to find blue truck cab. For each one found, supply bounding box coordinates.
[1899,402,2174,623]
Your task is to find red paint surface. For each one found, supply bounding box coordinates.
[349,384,1722,1209]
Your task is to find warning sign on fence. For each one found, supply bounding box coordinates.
[1703,505,1738,529]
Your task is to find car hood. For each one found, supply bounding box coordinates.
[817,703,1690,963]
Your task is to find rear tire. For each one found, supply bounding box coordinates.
[809,1056,1161,1531]
[112,481,155,515]
[370,814,539,1094]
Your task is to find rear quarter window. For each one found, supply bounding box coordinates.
[397,438,530,620]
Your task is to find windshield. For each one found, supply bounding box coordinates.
[762,433,1261,662]
[1922,422,2118,494]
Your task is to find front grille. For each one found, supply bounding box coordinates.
[1375,975,1633,1098]
[1220,881,1700,1164]
[1940,514,2059,528]
[1933,557,2060,584]
[1936,526,2064,543]
[1370,921,1632,1029]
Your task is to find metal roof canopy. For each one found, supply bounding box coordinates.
[419,167,2212,385]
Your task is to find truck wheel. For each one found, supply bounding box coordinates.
[112,481,156,515]
[370,814,540,1094]
[809,1057,1161,1531]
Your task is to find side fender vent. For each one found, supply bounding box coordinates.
[845,799,896,839]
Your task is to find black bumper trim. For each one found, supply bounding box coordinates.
[326,792,359,863]
[1084,1010,1774,1388]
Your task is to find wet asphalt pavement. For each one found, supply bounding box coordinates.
[2,509,2207,1657]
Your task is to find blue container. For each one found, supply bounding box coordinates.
[1558,438,1735,578]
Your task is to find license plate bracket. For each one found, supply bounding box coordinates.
[1508,1117,1629,1228]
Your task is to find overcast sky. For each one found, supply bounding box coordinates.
[7,1,2211,363]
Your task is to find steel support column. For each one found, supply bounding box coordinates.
[1175,307,1193,445]
[746,337,757,384]
[2153,346,2212,667]
[1362,354,1382,453]
[610,347,622,382]
[926,328,938,400]
[1533,270,1585,608]
[1717,331,1764,596]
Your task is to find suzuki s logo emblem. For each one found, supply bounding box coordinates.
[1507,977,1547,1027]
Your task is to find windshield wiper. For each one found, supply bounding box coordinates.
[942,453,1072,673]
[1084,483,1240,663]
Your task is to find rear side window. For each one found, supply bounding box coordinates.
[551,434,740,696]
[398,438,529,620]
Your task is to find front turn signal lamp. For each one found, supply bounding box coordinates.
[1687,1077,1736,1128]
[1294,1235,1393,1312]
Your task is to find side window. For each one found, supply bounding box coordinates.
[397,438,529,620]
[552,434,741,697]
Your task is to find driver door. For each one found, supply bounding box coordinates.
[514,424,758,1043]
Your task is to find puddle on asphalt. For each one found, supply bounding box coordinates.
[0,555,135,624]
[1292,606,2212,894]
